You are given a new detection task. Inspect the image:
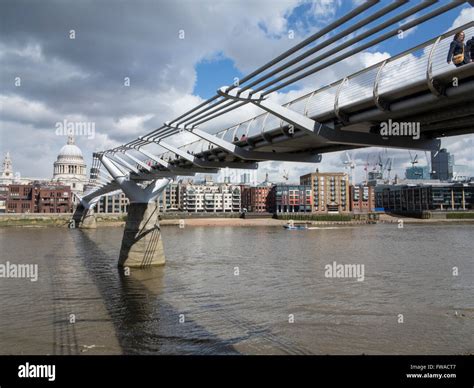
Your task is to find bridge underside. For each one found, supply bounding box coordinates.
[129,65,474,181]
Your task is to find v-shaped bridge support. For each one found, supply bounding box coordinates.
[99,154,170,268]
[100,155,170,203]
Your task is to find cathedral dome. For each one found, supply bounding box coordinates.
[57,136,84,160]
[53,135,87,195]
[58,144,83,158]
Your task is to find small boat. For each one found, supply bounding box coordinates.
[283,224,307,230]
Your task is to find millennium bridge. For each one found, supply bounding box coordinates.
[73,0,474,268]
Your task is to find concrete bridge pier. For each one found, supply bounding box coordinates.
[78,206,97,229]
[72,198,98,229]
[118,201,165,268]
[100,155,170,268]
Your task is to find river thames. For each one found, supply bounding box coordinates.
[0,224,472,355]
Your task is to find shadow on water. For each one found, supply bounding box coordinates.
[50,265,80,355]
[72,229,240,355]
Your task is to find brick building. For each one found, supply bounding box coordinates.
[350,185,375,213]
[272,184,312,213]
[300,171,350,214]
[6,183,71,213]
[242,184,274,212]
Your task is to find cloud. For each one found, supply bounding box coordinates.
[398,15,419,39]
[0,0,472,184]
[310,0,341,17]
[449,7,474,30]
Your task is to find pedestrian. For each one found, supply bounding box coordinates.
[466,35,474,63]
[447,31,467,67]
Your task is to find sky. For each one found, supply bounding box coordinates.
[0,0,473,184]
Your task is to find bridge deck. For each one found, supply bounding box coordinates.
[131,25,474,180]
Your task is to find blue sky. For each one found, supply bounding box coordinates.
[193,1,472,99]
[187,0,474,183]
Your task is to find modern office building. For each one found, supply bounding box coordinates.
[300,171,350,213]
[368,170,383,181]
[375,183,474,212]
[431,148,454,181]
[405,166,430,180]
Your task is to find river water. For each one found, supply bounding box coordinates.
[0,224,472,355]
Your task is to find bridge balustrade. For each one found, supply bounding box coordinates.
[150,23,473,165]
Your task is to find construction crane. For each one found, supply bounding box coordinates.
[383,157,393,182]
[363,154,370,185]
[343,151,356,185]
[387,158,393,182]
[408,151,418,168]
[424,150,432,176]
[377,153,384,171]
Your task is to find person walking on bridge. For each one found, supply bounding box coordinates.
[447,31,467,67]
[466,36,474,63]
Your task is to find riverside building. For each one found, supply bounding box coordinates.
[272,184,312,213]
[300,171,350,214]
[181,183,241,213]
[375,182,474,212]
[6,183,72,213]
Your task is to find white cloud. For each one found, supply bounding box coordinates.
[449,7,474,30]
[310,0,341,17]
[1,0,472,182]
[0,94,56,124]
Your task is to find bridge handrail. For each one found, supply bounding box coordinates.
[162,21,473,159]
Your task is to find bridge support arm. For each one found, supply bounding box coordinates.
[217,86,319,133]
[123,151,152,172]
[100,155,170,203]
[135,147,218,174]
[218,85,441,153]
[151,139,259,169]
[162,123,321,163]
[109,154,140,174]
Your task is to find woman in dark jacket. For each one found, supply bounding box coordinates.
[466,37,474,63]
[447,31,467,67]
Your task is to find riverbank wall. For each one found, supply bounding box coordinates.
[1,212,474,228]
